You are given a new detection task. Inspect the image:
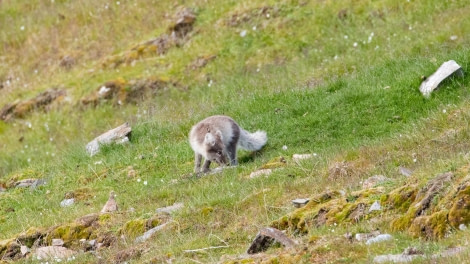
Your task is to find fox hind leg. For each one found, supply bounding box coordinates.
[227,141,238,166]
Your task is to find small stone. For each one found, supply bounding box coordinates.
[52,239,64,246]
[355,230,381,242]
[88,239,96,247]
[156,202,184,214]
[365,234,392,245]
[459,224,467,230]
[362,175,389,189]
[249,169,272,178]
[60,198,75,207]
[247,227,297,254]
[292,154,313,162]
[20,245,30,256]
[292,198,310,208]
[398,166,413,177]
[368,201,382,213]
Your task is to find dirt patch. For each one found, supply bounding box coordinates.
[0,88,66,121]
[81,77,174,106]
[102,7,196,69]
[226,6,280,27]
[113,247,142,263]
[187,54,217,71]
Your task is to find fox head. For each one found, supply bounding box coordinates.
[204,130,228,165]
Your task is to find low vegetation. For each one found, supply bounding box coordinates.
[2,0,470,263]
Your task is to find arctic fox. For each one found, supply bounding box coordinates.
[189,115,267,174]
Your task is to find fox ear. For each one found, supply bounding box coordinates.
[204,133,216,146]
[215,130,223,140]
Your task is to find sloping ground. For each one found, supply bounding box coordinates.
[2,0,470,263]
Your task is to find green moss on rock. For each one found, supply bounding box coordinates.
[408,210,449,239]
[120,219,146,239]
[448,184,470,228]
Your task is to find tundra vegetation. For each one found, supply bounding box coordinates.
[1,0,470,263]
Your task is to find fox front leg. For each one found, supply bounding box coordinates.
[194,153,203,173]
[202,159,211,173]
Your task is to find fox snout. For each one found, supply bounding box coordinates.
[211,150,229,165]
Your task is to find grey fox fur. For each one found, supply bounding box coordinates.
[189,115,267,173]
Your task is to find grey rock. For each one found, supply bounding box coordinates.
[366,234,393,245]
[369,201,382,213]
[398,166,413,177]
[247,227,297,254]
[52,239,64,246]
[135,222,170,243]
[156,202,184,214]
[60,198,75,207]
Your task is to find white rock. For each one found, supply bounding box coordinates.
[366,234,392,245]
[249,169,272,178]
[369,201,382,212]
[355,230,380,241]
[419,60,464,97]
[374,254,420,263]
[292,154,313,162]
[459,224,467,231]
[52,239,64,246]
[20,245,30,256]
[292,198,310,208]
[60,198,74,207]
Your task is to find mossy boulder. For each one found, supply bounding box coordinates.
[45,213,100,248]
[81,77,173,106]
[0,240,20,260]
[0,89,66,121]
[271,189,382,233]
[16,227,46,248]
[120,219,146,240]
[408,210,450,239]
[448,184,470,228]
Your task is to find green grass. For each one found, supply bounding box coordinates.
[2,0,470,263]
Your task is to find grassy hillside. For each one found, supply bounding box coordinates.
[1,0,470,263]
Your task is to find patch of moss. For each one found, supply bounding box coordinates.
[408,210,449,239]
[448,184,470,228]
[385,184,418,213]
[120,219,146,239]
[16,227,45,247]
[47,222,95,247]
[259,156,287,169]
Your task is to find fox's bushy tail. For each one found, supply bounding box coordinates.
[238,129,267,151]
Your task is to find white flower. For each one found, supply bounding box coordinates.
[143,180,148,185]
[20,26,25,31]
[353,42,358,47]
[137,178,141,182]
[240,30,247,37]
[282,145,288,150]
